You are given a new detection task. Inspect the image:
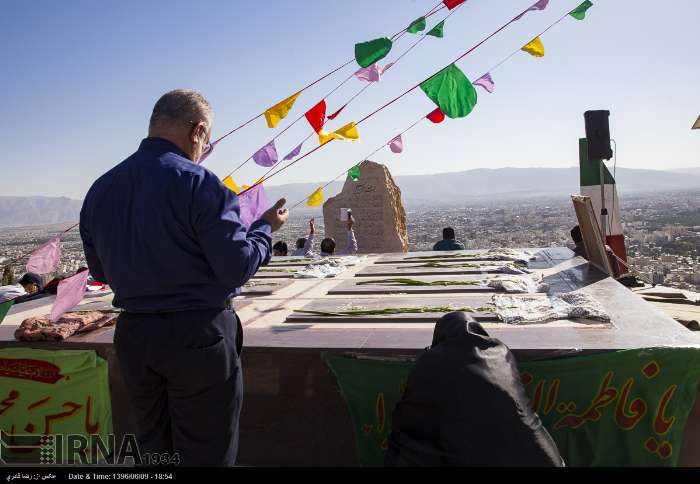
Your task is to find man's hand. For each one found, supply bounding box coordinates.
[309,218,315,235]
[262,198,289,233]
[347,216,354,231]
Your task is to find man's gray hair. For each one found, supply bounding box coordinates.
[149,89,213,129]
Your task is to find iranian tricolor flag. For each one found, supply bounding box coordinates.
[579,138,628,273]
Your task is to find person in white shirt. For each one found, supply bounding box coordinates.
[320,215,358,257]
[293,218,316,257]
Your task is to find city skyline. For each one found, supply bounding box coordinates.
[1,0,699,200]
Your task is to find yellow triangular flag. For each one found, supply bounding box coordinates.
[318,122,360,146]
[307,187,323,207]
[223,176,240,194]
[264,91,302,128]
[521,36,545,57]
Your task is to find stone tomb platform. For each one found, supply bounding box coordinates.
[1,247,700,466]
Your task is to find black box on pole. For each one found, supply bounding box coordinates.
[584,110,613,160]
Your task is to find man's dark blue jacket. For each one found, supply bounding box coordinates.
[80,137,272,313]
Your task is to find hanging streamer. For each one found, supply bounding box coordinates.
[389,135,404,153]
[407,17,427,34]
[354,63,393,83]
[443,0,465,9]
[426,21,445,38]
[348,164,361,181]
[305,100,327,133]
[307,187,324,207]
[223,176,241,194]
[420,64,477,119]
[521,36,545,57]
[238,184,270,228]
[26,236,61,275]
[198,139,219,163]
[473,72,495,93]
[514,0,549,21]
[50,270,89,322]
[252,140,279,167]
[569,0,593,20]
[264,91,302,128]
[328,104,348,120]
[426,107,446,124]
[355,37,393,68]
[283,142,304,161]
[319,122,360,145]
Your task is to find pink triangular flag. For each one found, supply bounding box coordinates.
[514,0,549,20]
[389,135,403,154]
[354,62,394,83]
[238,184,270,228]
[26,236,61,275]
[473,72,495,93]
[50,270,89,322]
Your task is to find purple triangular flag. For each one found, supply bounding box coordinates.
[252,140,279,167]
[389,134,403,153]
[238,184,270,229]
[26,236,61,275]
[473,72,495,93]
[514,0,549,20]
[283,142,304,161]
[198,139,219,163]
[50,270,89,322]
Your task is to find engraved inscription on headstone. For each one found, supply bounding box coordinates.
[323,160,408,253]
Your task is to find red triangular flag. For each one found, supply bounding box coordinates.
[327,103,348,121]
[443,0,465,9]
[305,100,327,133]
[426,107,446,124]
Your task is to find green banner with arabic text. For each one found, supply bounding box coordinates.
[0,348,113,464]
[325,348,700,466]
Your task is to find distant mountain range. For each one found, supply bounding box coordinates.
[1,166,699,227]
[0,196,82,228]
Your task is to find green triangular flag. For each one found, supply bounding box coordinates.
[426,20,445,38]
[419,64,477,119]
[355,37,393,68]
[348,164,361,181]
[0,300,13,324]
[407,16,426,34]
[569,0,593,20]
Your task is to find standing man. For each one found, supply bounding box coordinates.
[80,89,288,466]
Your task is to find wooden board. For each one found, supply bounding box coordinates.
[355,262,519,277]
[572,195,613,276]
[241,279,294,296]
[286,296,500,323]
[327,275,500,295]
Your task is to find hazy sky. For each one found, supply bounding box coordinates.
[2,0,698,199]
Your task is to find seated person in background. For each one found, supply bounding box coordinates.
[293,218,316,257]
[433,227,465,251]
[320,215,358,257]
[44,267,91,295]
[570,225,587,259]
[385,311,564,467]
[272,241,288,256]
[0,273,44,304]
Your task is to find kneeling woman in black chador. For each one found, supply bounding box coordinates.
[385,312,564,467]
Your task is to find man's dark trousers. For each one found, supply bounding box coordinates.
[114,308,243,466]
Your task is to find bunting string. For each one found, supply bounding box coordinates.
[210,0,447,148]
[238,0,559,196]
[221,0,468,180]
[263,1,593,203]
